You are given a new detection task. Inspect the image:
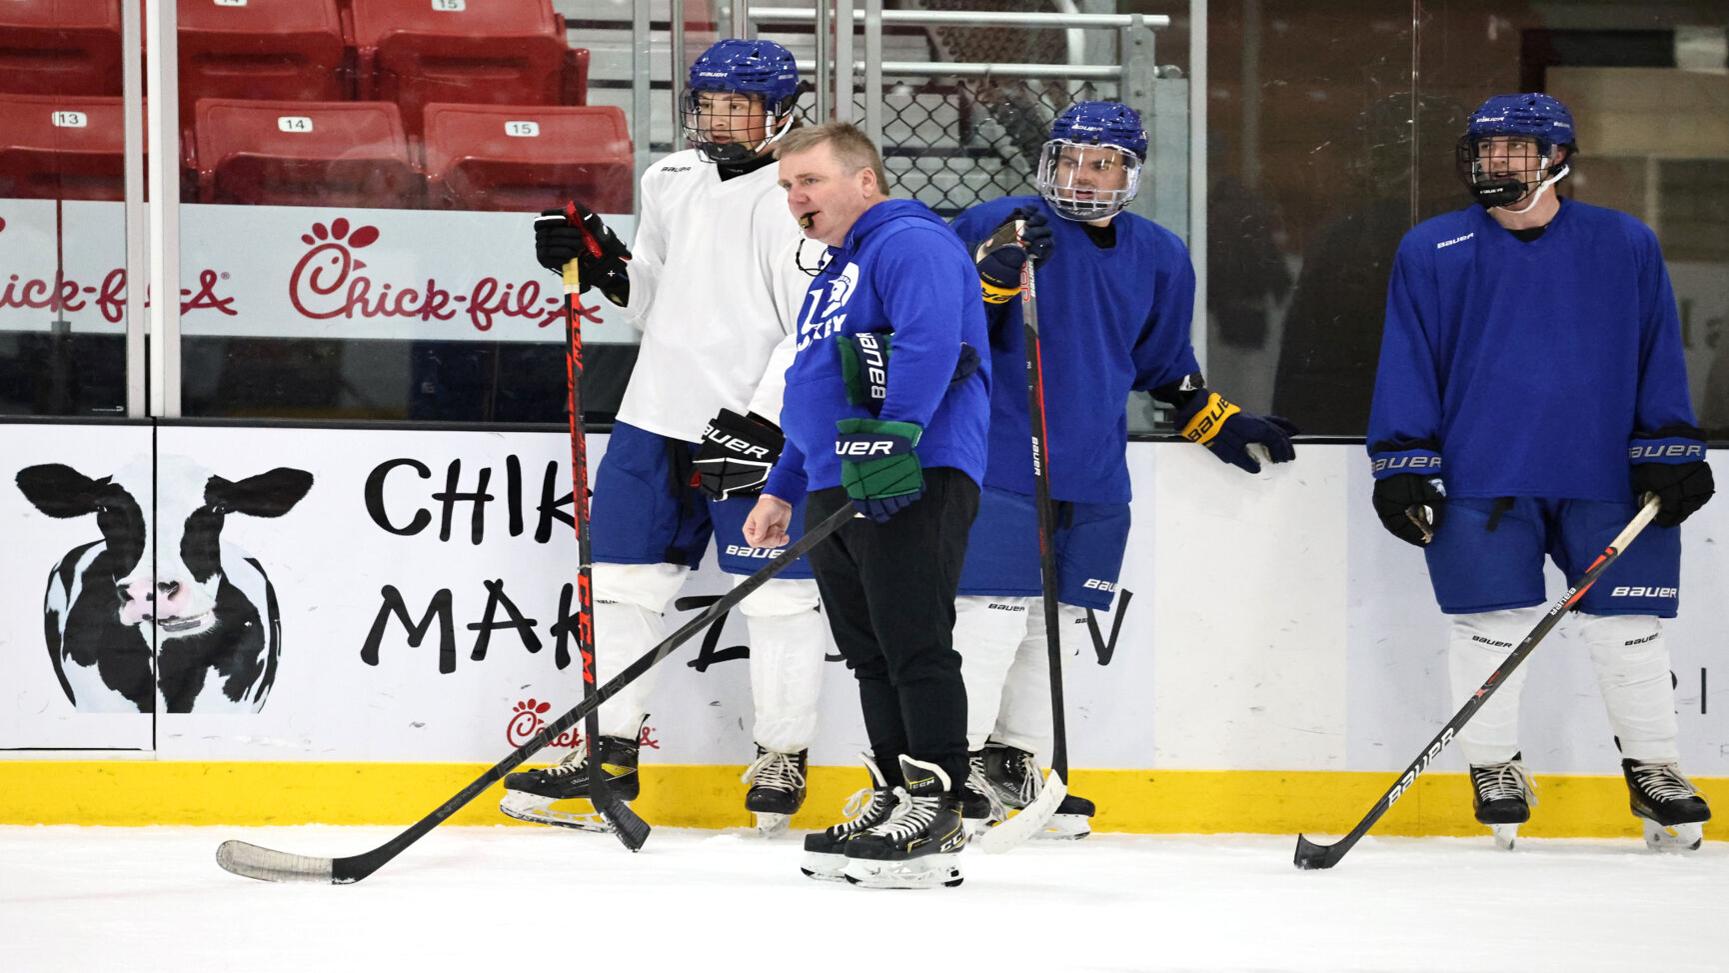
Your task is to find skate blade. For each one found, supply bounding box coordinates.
[1034,813,1092,840]
[841,853,964,890]
[1642,818,1704,853]
[499,791,617,833]
[752,812,791,837]
[963,815,1003,839]
[799,850,848,882]
[1490,823,1519,851]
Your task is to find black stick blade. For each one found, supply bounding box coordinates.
[598,796,651,852]
[217,840,336,884]
[1292,833,1342,870]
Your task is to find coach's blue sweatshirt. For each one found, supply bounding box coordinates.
[764,198,991,503]
[1367,199,1697,502]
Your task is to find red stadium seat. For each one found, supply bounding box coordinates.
[422,103,631,213]
[177,0,348,122]
[0,94,126,200]
[192,98,416,208]
[347,0,570,134]
[0,0,123,97]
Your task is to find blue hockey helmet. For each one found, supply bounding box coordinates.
[683,39,800,164]
[1037,101,1148,222]
[1456,93,1576,208]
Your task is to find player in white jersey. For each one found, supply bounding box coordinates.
[501,39,832,835]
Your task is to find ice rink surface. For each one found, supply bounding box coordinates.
[2,825,1725,972]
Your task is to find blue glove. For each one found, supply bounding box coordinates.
[1174,391,1298,474]
[835,418,924,523]
[1630,427,1714,527]
[973,208,1054,304]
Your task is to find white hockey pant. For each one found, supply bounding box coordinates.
[954,595,1082,759]
[736,576,829,754]
[1449,608,1679,765]
[591,561,688,740]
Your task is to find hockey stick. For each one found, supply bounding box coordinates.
[1293,494,1662,870]
[559,204,650,852]
[978,258,1069,853]
[215,502,856,885]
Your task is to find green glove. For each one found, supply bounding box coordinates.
[835,417,924,523]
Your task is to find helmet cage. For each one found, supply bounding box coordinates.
[681,89,798,164]
[1035,139,1144,222]
[1454,134,1563,209]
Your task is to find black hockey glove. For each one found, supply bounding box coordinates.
[973,208,1054,304]
[1172,390,1298,474]
[534,203,631,306]
[1368,441,1446,546]
[1630,427,1715,528]
[692,408,785,500]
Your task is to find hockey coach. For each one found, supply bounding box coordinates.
[744,121,991,889]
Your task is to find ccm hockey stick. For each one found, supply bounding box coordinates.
[1293,494,1662,869]
[559,204,650,851]
[216,502,855,884]
[978,257,1069,853]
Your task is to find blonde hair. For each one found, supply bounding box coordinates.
[775,121,890,194]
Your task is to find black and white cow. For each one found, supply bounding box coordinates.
[16,456,314,713]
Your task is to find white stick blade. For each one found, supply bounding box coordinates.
[976,771,1068,854]
[216,840,336,884]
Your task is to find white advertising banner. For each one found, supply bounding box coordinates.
[0,428,1723,776]
[0,200,640,344]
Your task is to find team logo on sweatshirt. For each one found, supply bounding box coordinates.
[796,261,861,350]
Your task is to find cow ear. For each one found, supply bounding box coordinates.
[206,468,314,518]
[16,464,101,518]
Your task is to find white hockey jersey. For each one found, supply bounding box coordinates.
[615,148,810,442]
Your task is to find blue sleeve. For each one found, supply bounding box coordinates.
[764,436,808,505]
[873,228,966,429]
[1632,224,1699,433]
[1366,236,1444,452]
[1131,235,1202,391]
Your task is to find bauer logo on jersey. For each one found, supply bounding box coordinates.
[796,261,860,350]
[1610,586,1678,599]
[1082,578,1117,592]
[723,544,785,559]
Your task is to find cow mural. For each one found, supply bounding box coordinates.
[16,456,314,713]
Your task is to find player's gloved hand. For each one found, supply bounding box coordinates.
[1630,427,1715,527]
[1368,442,1446,546]
[974,208,1054,304]
[692,408,785,500]
[1173,391,1298,474]
[839,331,982,415]
[535,203,631,306]
[835,418,924,523]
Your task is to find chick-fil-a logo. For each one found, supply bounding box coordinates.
[504,697,661,751]
[288,218,601,333]
[0,215,237,323]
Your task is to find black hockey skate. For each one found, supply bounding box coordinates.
[741,746,807,836]
[801,753,897,882]
[1468,755,1536,850]
[961,751,1005,836]
[842,755,966,889]
[499,734,641,832]
[1623,759,1710,852]
[982,742,1093,839]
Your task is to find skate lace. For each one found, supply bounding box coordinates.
[835,787,894,836]
[965,756,1006,821]
[1005,752,1042,807]
[740,750,806,794]
[866,787,941,843]
[1631,763,1698,802]
[544,749,588,778]
[1473,761,1538,805]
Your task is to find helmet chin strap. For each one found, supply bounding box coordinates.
[1498,162,1570,216]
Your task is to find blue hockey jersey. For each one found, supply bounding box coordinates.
[950,195,1200,504]
[764,198,991,503]
[1367,199,1697,502]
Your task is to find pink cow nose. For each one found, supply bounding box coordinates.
[116,579,188,623]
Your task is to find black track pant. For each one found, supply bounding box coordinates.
[805,467,979,794]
